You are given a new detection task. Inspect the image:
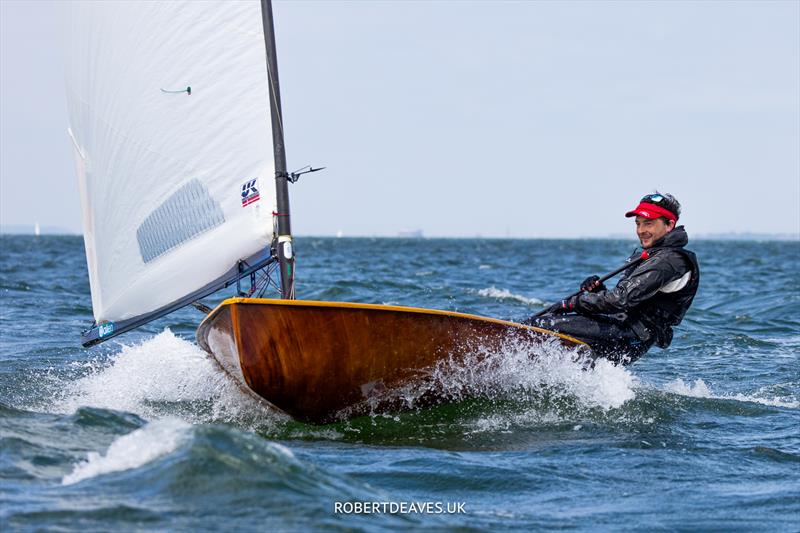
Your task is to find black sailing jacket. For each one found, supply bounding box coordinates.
[573,226,700,348]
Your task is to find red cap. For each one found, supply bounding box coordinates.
[625,202,678,222]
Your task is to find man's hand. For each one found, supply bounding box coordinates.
[580,275,606,293]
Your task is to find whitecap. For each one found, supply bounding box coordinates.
[663,378,799,408]
[474,287,544,306]
[62,418,189,485]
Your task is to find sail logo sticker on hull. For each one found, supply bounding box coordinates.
[241,179,260,207]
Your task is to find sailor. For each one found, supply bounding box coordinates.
[524,192,699,365]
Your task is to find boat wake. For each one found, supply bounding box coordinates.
[55,330,283,428]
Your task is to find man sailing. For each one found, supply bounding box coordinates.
[525,192,699,365]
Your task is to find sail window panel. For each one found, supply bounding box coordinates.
[136,179,225,263]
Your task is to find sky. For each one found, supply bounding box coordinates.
[1,0,798,238]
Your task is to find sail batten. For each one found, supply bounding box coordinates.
[65,0,277,327]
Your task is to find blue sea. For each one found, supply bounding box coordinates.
[1,235,798,531]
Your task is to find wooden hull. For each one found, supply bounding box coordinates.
[196,298,586,424]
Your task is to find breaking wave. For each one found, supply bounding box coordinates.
[474,287,544,306]
[63,418,190,485]
[663,378,799,409]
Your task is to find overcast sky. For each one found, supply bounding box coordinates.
[1,0,798,238]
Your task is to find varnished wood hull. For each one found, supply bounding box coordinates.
[196,298,586,424]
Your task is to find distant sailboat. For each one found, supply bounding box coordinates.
[397,229,423,238]
[34,222,41,237]
[65,0,585,423]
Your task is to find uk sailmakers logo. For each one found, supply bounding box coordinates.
[241,179,260,207]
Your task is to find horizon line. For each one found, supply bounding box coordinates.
[2,228,798,242]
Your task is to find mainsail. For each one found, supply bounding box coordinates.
[64,1,278,344]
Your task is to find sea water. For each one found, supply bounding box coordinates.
[1,235,798,531]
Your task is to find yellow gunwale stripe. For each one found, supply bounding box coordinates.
[198,297,587,347]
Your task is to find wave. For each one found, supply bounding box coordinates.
[663,378,799,409]
[474,287,544,306]
[55,330,284,428]
[62,418,190,485]
[58,419,399,526]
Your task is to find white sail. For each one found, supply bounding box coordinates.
[64,1,276,323]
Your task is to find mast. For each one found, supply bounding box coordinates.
[260,0,295,299]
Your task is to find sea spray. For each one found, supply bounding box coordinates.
[55,330,285,427]
[345,334,637,423]
[427,336,633,410]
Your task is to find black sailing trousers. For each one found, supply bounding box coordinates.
[522,313,654,365]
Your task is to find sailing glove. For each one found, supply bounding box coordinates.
[554,295,579,314]
[580,275,606,293]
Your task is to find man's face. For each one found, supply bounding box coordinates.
[635,216,675,248]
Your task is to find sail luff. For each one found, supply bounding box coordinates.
[260,0,295,300]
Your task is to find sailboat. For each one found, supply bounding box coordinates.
[65,0,586,423]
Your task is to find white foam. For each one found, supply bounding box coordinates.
[475,287,544,306]
[453,343,641,435]
[664,378,799,408]
[59,329,641,432]
[62,418,189,485]
[269,442,296,460]
[57,329,284,426]
[362,335,637,423]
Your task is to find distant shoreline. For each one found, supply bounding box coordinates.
[2,229,797,242]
